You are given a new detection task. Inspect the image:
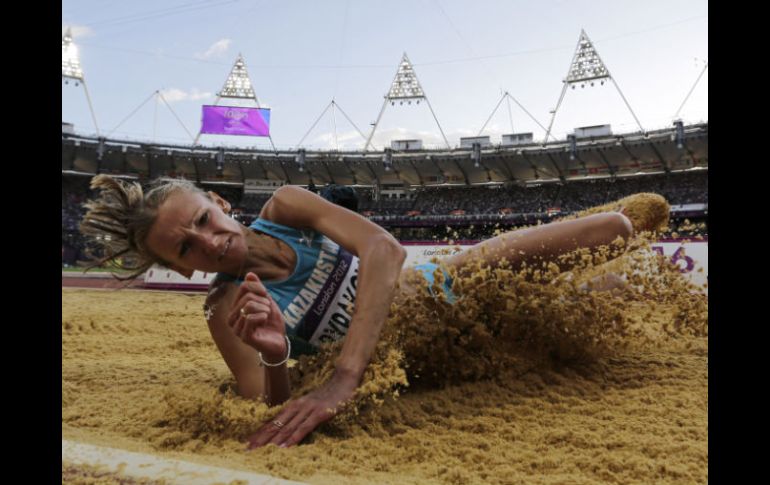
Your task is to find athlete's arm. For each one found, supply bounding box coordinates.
[205,277,291,406]
[204,280,266,399]
[226,272,291,407]
[247,185,406,448]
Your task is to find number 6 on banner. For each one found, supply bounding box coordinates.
[670,247,695,273]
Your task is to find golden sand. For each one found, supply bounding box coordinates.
[63,240,706,484]
[64,193,706,484]
[62,463,170,485]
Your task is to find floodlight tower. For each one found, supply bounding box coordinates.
[62,27,100,136]
[542,29,645,145]
[364,53,450,151]
[193,54,276,150]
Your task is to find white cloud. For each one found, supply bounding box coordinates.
[308,124,523,150]
[311,130,367,149]
[372,127,453,149]
[309,127,457,150]
[62,24,94,39]
[195,38,232,60]
[160,88,213,103]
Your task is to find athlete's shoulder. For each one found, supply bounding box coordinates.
[259,186,327,228]
[206,274,237,305]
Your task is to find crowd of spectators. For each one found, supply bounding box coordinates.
[357,170,707,217]
[62,170,707,266]
[200,184,243,207]
[62,176,93,266]
[357,189,415,216]
[238,193,273,213]
[601,172,708,207]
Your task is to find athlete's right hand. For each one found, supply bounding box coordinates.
[227,272,288,361]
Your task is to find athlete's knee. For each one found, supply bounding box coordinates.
[600,212,634,240]
[619,192,670,233]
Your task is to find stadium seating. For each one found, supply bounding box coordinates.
[63,169,707,266]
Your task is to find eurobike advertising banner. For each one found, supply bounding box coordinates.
[200,106,271,136]
[145,241,707,294]
[402,241,708,293]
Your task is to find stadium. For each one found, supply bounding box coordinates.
[62,4,707,484]
[62,124,708,277]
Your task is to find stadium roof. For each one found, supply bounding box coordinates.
[62,123,707,187]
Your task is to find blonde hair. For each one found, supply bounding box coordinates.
[79,175,207,281]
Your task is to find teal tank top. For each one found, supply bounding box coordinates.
[216,218,360,358]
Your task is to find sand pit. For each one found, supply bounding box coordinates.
[63,242,707,485]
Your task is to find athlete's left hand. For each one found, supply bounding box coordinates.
[246,369,359,449]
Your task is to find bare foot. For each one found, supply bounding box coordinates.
[578,272,627,293]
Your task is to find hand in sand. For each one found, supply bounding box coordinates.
[246,370,358,449]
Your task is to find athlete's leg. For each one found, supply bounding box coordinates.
[578,271,627,293]
[563,192,670,233]
[443,192,669,278]
[443,212,633,277]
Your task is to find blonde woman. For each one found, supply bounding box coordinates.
[80,175,666,449]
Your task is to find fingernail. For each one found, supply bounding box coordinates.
[279,443,287,448]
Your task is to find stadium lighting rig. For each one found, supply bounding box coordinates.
[471,142,481,168]
[565,32,608,89]
[673,120,685,150]
[62,27,100,136]
[567,134,577,160]
[218,54,256,99]
[216,148,225,173]
[543,29,645,145]
[192,53,277,151]
[382,148,393,171]
[62,28,83,83]
[364,53,450,151]
[295,149,306,172]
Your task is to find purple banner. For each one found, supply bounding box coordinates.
[200,105,270,136]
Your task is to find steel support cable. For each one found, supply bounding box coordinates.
[506,93,549,136]
[432,0,548,143]
[543,82,569,145]
[334,102,370,144]
[157,91,196,142]
[73,15,705,70]
[296,101,334,148]
[152,92,159,143]
[84,0,237,28]
[107,91,157,138]
[424,96,451,149]
[332,101,339,151]
[332,0,350,101]
[85,0,215,26]
[363,98,388,152]
[477,93,507,136]
[81,80,101,137]
[674,62,708,120]
[611,77,645,134]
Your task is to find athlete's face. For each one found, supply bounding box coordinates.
[145,190,248,278]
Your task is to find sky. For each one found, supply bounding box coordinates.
[62,0,708,151]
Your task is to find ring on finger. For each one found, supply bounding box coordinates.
[240,308,247,317]
[273,420,284,428]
